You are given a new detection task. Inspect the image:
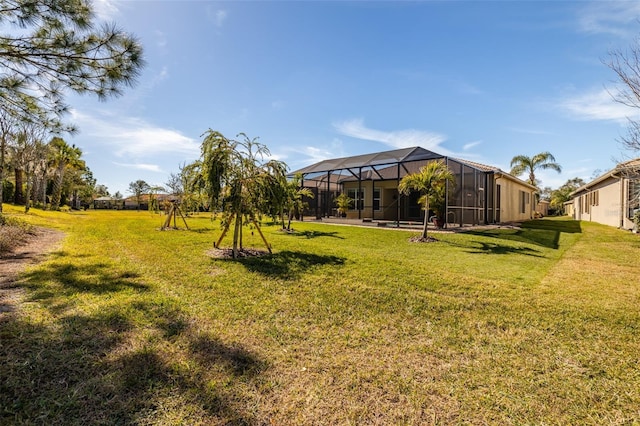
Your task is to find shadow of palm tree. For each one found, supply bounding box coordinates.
[238,250,346,280]
[290,230,345,239]
[465,219,582,249]
[466,241,543,257]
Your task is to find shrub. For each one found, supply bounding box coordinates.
[0,214,35,254]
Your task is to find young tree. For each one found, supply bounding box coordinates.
[398,160,454,240]
[0,0,144,125]
[280,173,313,231]
[128,180,150,211]
[509,152,562,187]
[198,130,287,258]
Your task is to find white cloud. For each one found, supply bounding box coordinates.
[206,7,228,27]
[333,118,448,152]
[507,127,553,136]
[463,140,482,151]
[577,2,640,37]
[558,89,634,123]
[281,139,347,172]
[92,0,120,21]
[114,162,163,173]
[70,109,200,158]
[155,30,167,50]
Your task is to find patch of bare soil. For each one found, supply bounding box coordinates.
[206,247,270,259]
[0,227,65,314]
[408,235,439,243]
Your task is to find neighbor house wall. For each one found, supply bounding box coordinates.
[573,176,626,228]
[580,178,622,228]
[494,175,536,222]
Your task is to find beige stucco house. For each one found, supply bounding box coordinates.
[291,147,540,226]
[570,158,640,230]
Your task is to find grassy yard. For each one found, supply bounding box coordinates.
[1,205,639,425]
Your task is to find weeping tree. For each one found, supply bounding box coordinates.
[398,160,455,241]
[198,130,287,258]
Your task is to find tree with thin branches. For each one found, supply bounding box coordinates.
[197,130,287,258]
[509,152,562,187]
[398,160,454,241]
[0,0,144,127]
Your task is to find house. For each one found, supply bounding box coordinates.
[290,146,539,226]
[93,196,124,210]
[570,158,640,229]
[123,193,178,210]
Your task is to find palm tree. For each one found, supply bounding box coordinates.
[49,137,83,210]
[398,160,454,240]
[510,152,562,186]
[282,173,314,231]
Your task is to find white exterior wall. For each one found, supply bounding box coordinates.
[572,176,635,229]
[494,176,536,222]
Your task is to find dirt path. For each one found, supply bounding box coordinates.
[0,228,65,314]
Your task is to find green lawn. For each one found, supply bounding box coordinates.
[1,205,639,425]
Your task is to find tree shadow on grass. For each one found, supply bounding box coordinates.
[287,230,345,239]
[1,284,266,424]
[238,250,346,280]
[466,241,544,257]
[21,260,149,297]
[465,219,582,250]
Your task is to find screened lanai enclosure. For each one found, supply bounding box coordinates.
[290,147,506,227]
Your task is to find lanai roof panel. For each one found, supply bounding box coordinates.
[290,146,443,175]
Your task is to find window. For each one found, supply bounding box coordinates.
[584,190,599,214]
[373,188,381,211]
[519,190,529,214]
[347,188,364,210]
[628,180,640,219]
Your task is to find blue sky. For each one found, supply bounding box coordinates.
[66,0,640,196]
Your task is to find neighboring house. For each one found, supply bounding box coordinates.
[123,193,178,210]
[570,158,640,230]
[93,196,124,210]
[291,146,539,226]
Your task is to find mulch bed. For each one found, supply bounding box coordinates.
[408,235,439,243]
[206,248,270,259]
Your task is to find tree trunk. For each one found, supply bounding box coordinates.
[232,214,242,258]
[24,166,32,213]
[421,200,430,239]
[14,168,24,205]
[51,164,65,210]
[0,135,5,213]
